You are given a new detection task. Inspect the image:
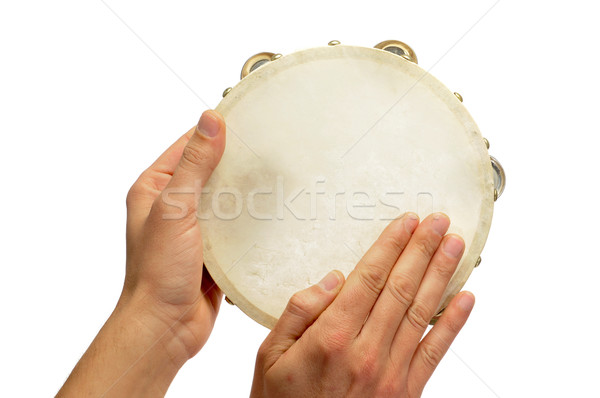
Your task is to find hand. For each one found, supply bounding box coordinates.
[251,213,475,398]
[123,109,226,358]
[58,110,226,397]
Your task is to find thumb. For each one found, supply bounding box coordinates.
[265,271,345,357]
[159,110,226,220]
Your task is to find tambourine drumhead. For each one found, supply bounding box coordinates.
[201,45,494,329]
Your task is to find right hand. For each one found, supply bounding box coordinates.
[250,213,476,398]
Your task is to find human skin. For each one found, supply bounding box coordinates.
[57,110,474,397]
[58,110,227,397]
[250,213,475,397]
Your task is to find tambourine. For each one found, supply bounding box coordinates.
[199,40,505,328]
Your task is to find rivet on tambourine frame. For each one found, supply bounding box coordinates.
[328,40,341,46]
[454,92,463,102]
[483,137,490,149]
[222,87,232,98]
[224,296,235,306]
[374,40,418,64]
[475,256,482,268]
[240,52,275,79]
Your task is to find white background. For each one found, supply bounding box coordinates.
[1,1,598,397]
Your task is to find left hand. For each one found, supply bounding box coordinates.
[58,110,226,397]
[122,109,226,358]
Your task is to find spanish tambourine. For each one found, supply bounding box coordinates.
[199,40,505,329]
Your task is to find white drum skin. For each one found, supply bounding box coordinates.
[201,45,494,329]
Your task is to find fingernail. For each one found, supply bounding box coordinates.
[197,111,220,137]
[318,271,341,291]
[403,212,419,233]
[443,235,464,258]
[457,292,475,312]
[432,213,450,236]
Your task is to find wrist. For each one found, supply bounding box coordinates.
[115,288,193,369]
[58,293,189,397]
[120,278,217,362]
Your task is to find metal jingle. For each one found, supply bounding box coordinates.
[475,256,482,268]
[328,40,341,46]
[454,92,464,102]
[240,52,276,80]
[490,156,506,200]
[374,40,418,64]
[224,296,235,306]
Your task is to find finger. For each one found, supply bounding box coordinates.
[407,292,475,394]
[152,110,226,223]
[260,271,345,369]
[322,213,419,336]
[359,213,449,345]
[149,128,196,176]
[126,126,196,230]
[392,234,464,355]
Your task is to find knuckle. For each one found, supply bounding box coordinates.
[182,143,213,168]
[126,171,169,208]
[443,315,463,335]
[126,184,140,207]
[351,348,380,381]
[386,273,418,308]
[356,263,388,298]
[255,337,280,373]
[429,260,456,281]
[406,299,432,331]
[126,176,147,207]
[412,239,437,261]
[256,340,269,362]
[319,328,351,354]
[378,234,407,255]
[286,291,313,319]
[420,342,446,369]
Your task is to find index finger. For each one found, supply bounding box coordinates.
[126,126,195,233]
